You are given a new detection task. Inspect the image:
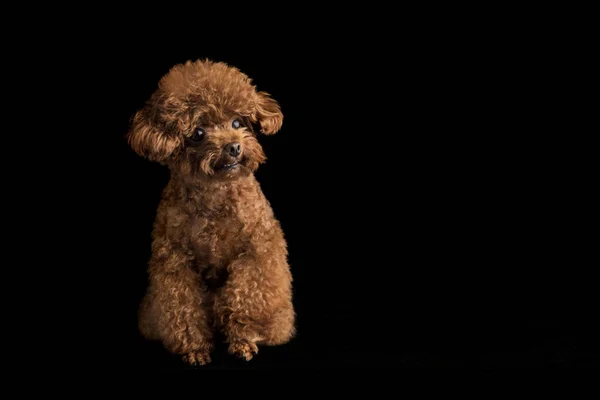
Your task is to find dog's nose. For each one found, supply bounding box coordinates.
[225,142,242,157]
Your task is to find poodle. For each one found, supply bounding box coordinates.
[127,59,295,365]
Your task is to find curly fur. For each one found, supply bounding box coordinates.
[128,59,295,365]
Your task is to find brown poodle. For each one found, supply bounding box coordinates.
[127,59,295,365]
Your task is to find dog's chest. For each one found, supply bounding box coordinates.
[188,200,262,268]
[164,178,271,269]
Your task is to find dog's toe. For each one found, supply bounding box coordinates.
[183,350,212,366]
[228,340,258,361]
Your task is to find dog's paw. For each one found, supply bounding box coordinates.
[228,340,258,361]
[182,350,212,366]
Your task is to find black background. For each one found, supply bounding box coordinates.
[44,13,596,370]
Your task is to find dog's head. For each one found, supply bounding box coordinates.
[127,59,283,178]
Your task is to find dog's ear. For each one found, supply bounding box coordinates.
[251,91,283,135]
[127,105,182,163]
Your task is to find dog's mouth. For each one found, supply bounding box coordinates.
[216,161,240,171]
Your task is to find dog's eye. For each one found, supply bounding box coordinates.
[190,127,205,142]
[232,119,242,129]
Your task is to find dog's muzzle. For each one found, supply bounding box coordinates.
[217,142,242,171]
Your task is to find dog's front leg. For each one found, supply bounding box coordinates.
[214,254,295,361]
[139,237,214,366]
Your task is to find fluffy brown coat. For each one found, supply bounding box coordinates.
[127,59,295,365]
